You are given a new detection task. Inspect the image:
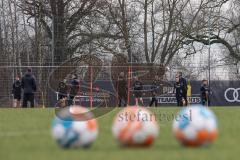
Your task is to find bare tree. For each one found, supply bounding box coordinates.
[180,0,240,61]
[20,0,120,64]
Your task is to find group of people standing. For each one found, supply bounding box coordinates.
[12,70,210,108]
[12,68,37,108]
[117,71,210,107]
[174,72,188,106]
[12,70,80,108]
[116,72,161,107]
[57,74,80,107]
[174,72,210,106]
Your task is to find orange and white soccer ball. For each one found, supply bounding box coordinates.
[173,105,218,147]
[51,105,98,148]
[112,106,159,147]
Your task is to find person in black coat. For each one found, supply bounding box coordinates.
[177,72,188,106]
[69,74,79,106]
[174,76,183,106]
[58,79,68,107]
[200,79,210,106]
[21,68,37,108]
[117,72,127,107]
[12,75,22,108]
[149,76,159,107]
[133,77,144,106]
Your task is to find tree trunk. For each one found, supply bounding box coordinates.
[144,0,150,63]
[51,0,67,64]
[150,1,157,63]
[13,0,21,75]
[119,0,132,63]
[8,0,17,76]
[0,18,3,54]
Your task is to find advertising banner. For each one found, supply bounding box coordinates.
[51,80,240,107]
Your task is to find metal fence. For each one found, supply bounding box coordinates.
[0,60,239,107]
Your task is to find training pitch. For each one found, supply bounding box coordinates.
[0,107,239,160]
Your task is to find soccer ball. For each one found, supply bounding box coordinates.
[112,106,159,147]
[51,105,98,148]
[173,105,218,147]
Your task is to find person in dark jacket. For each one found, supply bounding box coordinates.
[22,68,37,108]
[177,72,188,106]
[149,76,159,107]
[133,77,144,106]
[117,72,127,107]
[174,76,184,106]
[200,79,210,106]
[69,74,79,106]
[58,79,68,107]
[12,75,22,108]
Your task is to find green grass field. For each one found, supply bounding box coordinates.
[0,107,239,160]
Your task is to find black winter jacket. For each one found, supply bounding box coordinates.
[21,73,37,94]
[12,80,22,96]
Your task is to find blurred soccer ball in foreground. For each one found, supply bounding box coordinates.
[112,106,159,147]
[51,106,98,148]
[173,105,218,147]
